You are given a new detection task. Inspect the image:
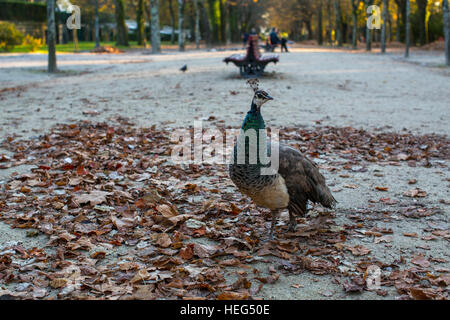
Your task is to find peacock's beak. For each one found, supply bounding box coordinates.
[266,95,273,101]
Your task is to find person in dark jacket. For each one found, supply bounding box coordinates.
[269,28,280,52]
[242,31,249,48]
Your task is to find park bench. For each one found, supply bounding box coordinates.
[223,35,279,78]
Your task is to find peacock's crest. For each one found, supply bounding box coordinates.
[247,78,260,92]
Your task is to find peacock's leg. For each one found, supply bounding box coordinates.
[270,210,279,239]
[288,211,297,232]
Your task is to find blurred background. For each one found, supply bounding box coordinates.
[0,0,448,54]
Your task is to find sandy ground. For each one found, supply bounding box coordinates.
[0,46,449,300]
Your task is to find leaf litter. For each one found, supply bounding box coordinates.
[0,120,448,300]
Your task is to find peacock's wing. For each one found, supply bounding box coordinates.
[271,142,337,216]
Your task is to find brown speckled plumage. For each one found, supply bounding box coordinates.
[229,80,336,238]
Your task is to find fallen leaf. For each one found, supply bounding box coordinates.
[411,255,430,268]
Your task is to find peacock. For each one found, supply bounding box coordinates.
[229,79,336,238]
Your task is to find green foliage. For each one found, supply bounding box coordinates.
[136,0,146,45]
[0,22,24,52]
[23,34,43,52]
[428,5,444,43]
[0,1,46,22]
[208,0,221,43]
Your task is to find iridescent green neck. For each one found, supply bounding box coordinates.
[241,102,265,131]
[238,101,268,166]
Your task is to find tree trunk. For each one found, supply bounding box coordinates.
[178,0,185,51]
[95,0,100,48]
[387,4,392,42]
[225,2,231,44]
[114,0,128,46]
[168,0,176,44]
[381,0,388,53]
[193,0,201,49]
[444,0,450,65]
[416,0,428,46]
[208,0,220,44]
[150,0,161,53]
[395,0,406,42]
[137,0,146,46]
[327,0,333,44]
[365,0,372,51]
[200,0,212,47]
[334,0,343,46]
[47,0,57,73]
[219,0,226,44]
[73,29,78,52]
[396,1,400,41]
[228,2,238,42]
[305,20,313,40]
[351,0,358,49]
[318,0,323,45]
[405,0,410,57]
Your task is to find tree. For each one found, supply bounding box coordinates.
[150,0,161,53]
[381,0,388,53]
[114,0,128,46]
[208,0,220,44]
[334,0,343,46]
[387,2,392,42]
[444,0,450,65]
[219,0,226,44]
[405,0,410,57]
[95,0,100,48]
[364,0,372,51]
[136,0,146,46]
[168,0,176,44]
[395,0,401,41]
[200,0,212,47]
[317,0,323,45]
[327,0,333,43]
[416,0,428,46]
[47,0,57,73]
[193,0,201,49]
[228,1,238,43]
[178,0,185,51]
[351,0,360,49]
[298,0,314,40]
[394,0,406,41]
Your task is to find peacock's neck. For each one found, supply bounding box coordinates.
[241,102,265,131]
[238,102,268,166]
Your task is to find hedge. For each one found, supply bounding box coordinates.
[0,1,47,23]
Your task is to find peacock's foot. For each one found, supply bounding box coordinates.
[269,210,278,240]
[288,223,297,232]
[268,231,278,241]
[288,214,297,232]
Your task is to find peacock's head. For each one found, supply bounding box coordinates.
[247,78,273,109]
[252,90,273,108]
